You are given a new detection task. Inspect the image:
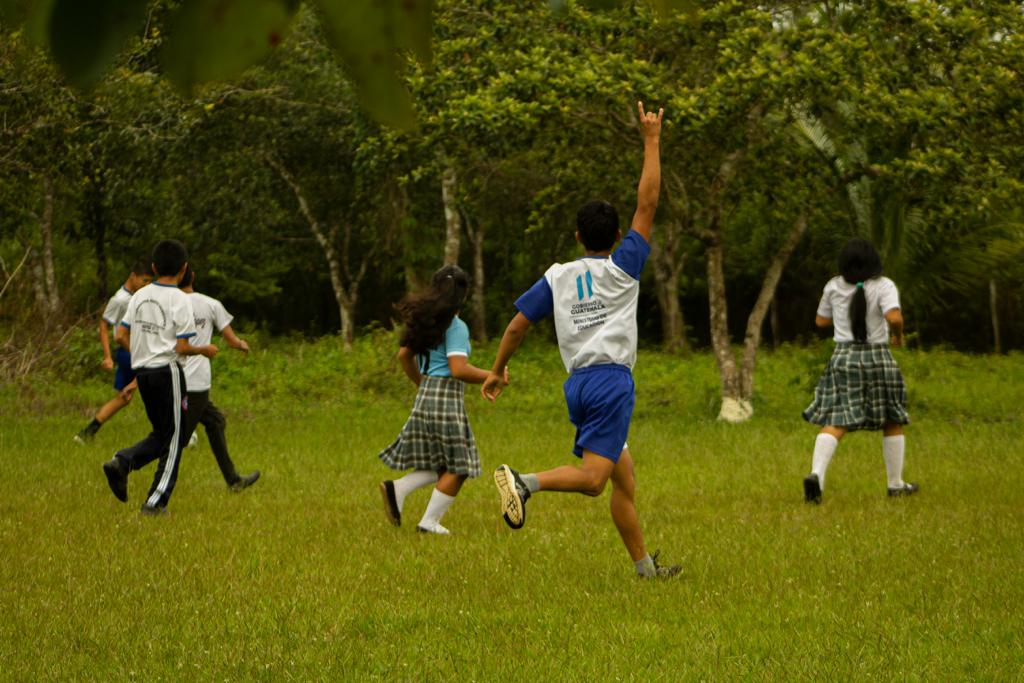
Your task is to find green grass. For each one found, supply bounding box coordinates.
[1,339,1023,680]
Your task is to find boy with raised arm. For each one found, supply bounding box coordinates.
[483,102,680,579]
[102,240,217,515]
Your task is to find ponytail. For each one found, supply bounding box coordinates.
[838,239,883,344]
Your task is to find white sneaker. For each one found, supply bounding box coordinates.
[416,522,450,535]
[187,432,199,448]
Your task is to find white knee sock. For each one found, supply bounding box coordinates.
[812,434,839,490]
[883,435,906,489]
[418,488,455,528]
[393,470,438,512]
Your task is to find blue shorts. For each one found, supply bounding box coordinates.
[114,348,136,390]
[563,364,635,463]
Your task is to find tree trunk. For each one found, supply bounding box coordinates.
[339,291,355,348]
[650,222,687,352]
[465,214,487,342]
[39,176,59,316]
[990,279,1001,354]
[738,213,808,400]
[706,241,747,422]
[441,162,461,266]
[770,295,780,349]
[269,157,358,349]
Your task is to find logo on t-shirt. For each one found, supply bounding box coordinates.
[135,300,168,336]
[569,271,607,332]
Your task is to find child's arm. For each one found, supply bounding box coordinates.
[176,337,218,358]
[220,325,250,354]
[629,101,663,243]
[815,315,833,328]
[884,308,904,347]
[99,319,114,369]
[449,356,509,386]
[115,323,130,350]
[397,347,421,386]
[482,313,532,402]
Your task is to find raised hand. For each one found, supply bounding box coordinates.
[637,101,663,140]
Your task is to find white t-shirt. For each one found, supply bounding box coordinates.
[816,275,901,343]
[515,230,650,373]
[101,286,133,326]
[120,283,197,369]
[181,292,233,392]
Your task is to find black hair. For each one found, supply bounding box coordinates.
[576,200,620,252]
[838,237,883,343]
[130,258,150,277]
[151,239,188,278]
[395,265,470,354]
[178,264,195,290]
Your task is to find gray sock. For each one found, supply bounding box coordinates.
[521,473,540,493]
[634,555,655,578]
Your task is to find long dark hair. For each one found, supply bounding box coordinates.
[838,238,883,343]
[396,265,469,354]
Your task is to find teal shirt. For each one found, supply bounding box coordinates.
[418,316,471,377]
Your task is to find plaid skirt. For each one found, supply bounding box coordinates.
[378,376,481,477]
[802,343,910,431]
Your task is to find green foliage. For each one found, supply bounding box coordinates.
[163,0,298,91]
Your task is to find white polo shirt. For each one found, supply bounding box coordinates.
[120,283,197,369]
[515,230,650,373]
[817,275,901,343]
[181,292,233,392]
[101,286,133,326]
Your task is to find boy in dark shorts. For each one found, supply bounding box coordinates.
[74,259,151,444]
[482,102,680,579]
[101,240,217,515]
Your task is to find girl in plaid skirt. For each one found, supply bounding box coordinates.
[377,265,507,534]
[802,238,918,503]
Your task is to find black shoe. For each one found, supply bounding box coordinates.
[140,504,167,516]
[74,430,93,446]
[803,473,822,504]
[644,550,682,579]
[102,456,128,503]
[229,471,261,492]
[379,480,401,527]
[494,465,530,530]
[888,482,919,497]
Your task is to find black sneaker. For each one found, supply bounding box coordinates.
[102,456,128,503]
[644,550,682,579]
[73,430,92,446]
[140,504,167,516]
[494,464,530,530]
[229,471,261,492]
[887,482,919,497]
[803,473,822,504]
[379,480,401,527]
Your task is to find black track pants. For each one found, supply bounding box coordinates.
[116,364,188,509]
[184,390,239,485]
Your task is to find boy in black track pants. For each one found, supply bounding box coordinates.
[102,240,217,515]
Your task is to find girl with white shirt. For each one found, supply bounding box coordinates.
[802,238,918,503]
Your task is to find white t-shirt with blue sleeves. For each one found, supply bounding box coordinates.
[516,230,651,373]
[418,316,471,377]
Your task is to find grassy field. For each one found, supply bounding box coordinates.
[1,337,1023,680]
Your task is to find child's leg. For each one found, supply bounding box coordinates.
[418,472,465,533]
[95,392,131,423]
[609,449,646,561]
[811,426,845,488]
[536,452,615,497]
[392,470,439,512]
[197,397,240,485]
[882,422,905,488]
[141,366,189,511]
